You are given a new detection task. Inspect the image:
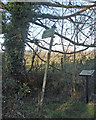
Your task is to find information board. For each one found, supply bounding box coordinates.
[79,70,95,76]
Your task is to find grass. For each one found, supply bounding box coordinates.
[42,100,94,118]
[2,94,95,118]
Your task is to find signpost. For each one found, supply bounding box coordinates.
[39,25,56,111]
[79,70,95,104]
[42,28,55,39]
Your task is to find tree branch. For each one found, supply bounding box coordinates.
[36,7,93,20]
[26,38,90,54]
[0,2,8,11]
[25,42,60,71]
[32,21,96,48]
[32,2,96,9]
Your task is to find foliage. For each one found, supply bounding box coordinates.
[1,1,95,118]
[42,100,94,118]
[2,2,40,81]
[2,52,95,118]
[1,1,95,81]
[17,83,31,98]
[2,96,94,118]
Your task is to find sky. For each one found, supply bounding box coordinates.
[0,34,4,51]
[0,0,95,52]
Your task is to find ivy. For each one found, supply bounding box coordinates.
[2,2,40,82]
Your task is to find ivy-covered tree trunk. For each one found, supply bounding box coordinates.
[4,23,28,82]
[2,2,34,82]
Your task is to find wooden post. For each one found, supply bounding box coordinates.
[86,76,89,104]
[52,61,55,72]
[61,57,63,70]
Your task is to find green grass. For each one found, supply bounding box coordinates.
[42,100,94,118]
[3,95,95,118]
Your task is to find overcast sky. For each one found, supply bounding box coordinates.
[0,0,95,52]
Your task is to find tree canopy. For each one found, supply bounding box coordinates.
[0,1,96,80]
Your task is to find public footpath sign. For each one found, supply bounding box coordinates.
[42,28,55,39]
[79,70,95,104]
[40,26,56,108]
